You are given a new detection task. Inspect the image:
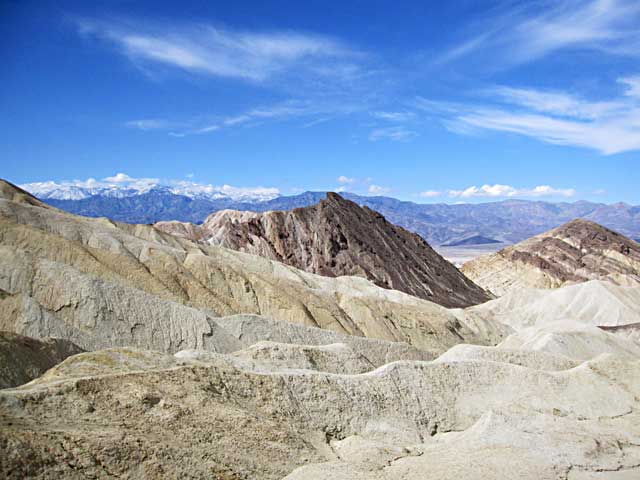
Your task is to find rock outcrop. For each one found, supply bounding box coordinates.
[155,192,491,308]
[462,219,640,296]
[0,331,83,388]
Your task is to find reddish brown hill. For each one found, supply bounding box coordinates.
[462,219,640,296]
[156,192,490,308]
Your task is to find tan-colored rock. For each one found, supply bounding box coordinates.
[460,280,640,330]
[2,177,640,479]
[0,346,638,479]
[156,192,491,308]
[0,179,506,355]
[462,219,640,296]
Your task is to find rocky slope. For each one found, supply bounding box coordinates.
[0,179,505,356]
[2,178,640,479]
[0,331,83,388]
[459,280,640,330]
[155,192,490,308]
[1,329,638,479]
[462,219,640,296]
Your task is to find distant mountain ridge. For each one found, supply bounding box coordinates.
[27,187,640,246]
[442,235,501,247]
[20,180,279,202]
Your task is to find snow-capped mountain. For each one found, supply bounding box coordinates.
[17,174,640,246]
[20,175,280,203]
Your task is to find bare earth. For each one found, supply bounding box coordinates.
[1,179,639,479]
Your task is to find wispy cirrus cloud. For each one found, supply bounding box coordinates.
[438,0,640,67]
[419,190,443,198]
[78,18,387,136]
[125,119,174,131]
[77,19,360,83]
[192,103,317,134]
[126,99,359,137]
[371,111,416,122]
[448,184,576,199]
[368,126,417,142]
[417,75,640,155]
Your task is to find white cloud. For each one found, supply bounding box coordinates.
[371,111,416,122]
[448,184,576,199]
[439,0,640,67]
[221,105,311,129]
[489,86,624,120]
[419,190,442,198]
[334,176,378,193]
[418,75,640,155]
[368,184,391,195]
[157,100,349,136]
[301,117,332,128]
[21,173,279,202]
[103,172,136,183]
[337,175,355,184]
[125,119,171,130]
[100,173,160,190]
[619,76,640,97]
[78,19,359,83]
[369,126,417,142]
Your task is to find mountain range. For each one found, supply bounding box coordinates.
[24,184,640,245]
[2,177,640,478]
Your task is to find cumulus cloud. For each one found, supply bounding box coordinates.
[104,172,136,183]
[448,184,576,199]
[337,175,355,184]
[333,176,376,192]
[369,126,417,142]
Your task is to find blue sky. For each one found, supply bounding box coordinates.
[2,0,640,203]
